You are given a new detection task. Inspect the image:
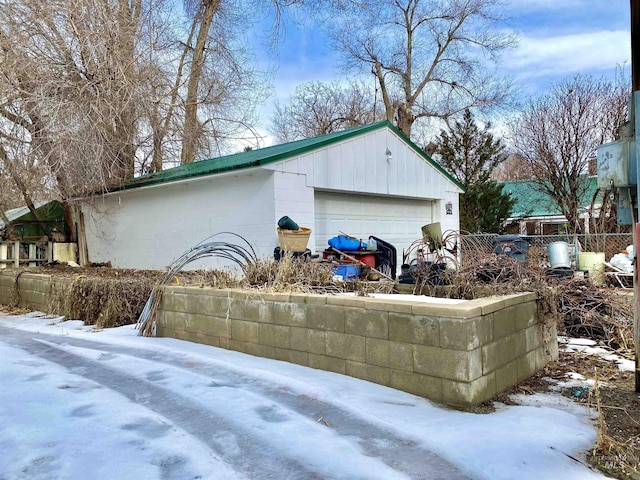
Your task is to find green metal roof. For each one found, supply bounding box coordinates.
[115,121,464,192]
[0,200,66,240]
[501,177,600,218]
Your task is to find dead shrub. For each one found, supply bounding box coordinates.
[559,286,634,354]
[243,255,396,295]
[192,269,239,288]
[412,244,634,358]
[66,276,156,329]
[244,255,339,293]
[48,278,72,316]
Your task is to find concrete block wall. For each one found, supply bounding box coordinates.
[157,287,557,409]
[0,272,52,312]
[0,272,16,305]
[0,271,557,408]
[0,272,74,315]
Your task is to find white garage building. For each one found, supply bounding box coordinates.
[78,121,463,271]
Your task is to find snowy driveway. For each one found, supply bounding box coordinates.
[0,314,610,480]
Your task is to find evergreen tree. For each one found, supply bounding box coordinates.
[435,109,515,233]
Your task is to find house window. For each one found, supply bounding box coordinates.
[505,223,520,234]
[542,223,568,235]
[525,221,536,236]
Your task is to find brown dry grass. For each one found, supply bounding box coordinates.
[38,256,397,330]
[588,371,640,480]
[243,255,396,295]
[243,255,339,293]
[68,276,157,329]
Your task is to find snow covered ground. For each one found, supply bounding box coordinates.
[0,312,614,480]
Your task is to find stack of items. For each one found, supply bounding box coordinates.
[324,235,397,281]
[275,216,311,259]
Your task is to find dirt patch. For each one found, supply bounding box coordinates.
[475,349,640,480]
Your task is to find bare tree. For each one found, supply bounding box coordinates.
[510,74,629,235]
[0,0,303,241]
[0,0,145,189]
[269,80,382,142]
[319,0,515,139]
[491,153,534,181]
[179,0,302,164]
[181,0,221,165]
[0,0,153,238]
[0,0,293,197]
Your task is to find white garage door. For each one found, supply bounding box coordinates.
[314,191,433,266]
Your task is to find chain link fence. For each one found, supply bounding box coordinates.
[460,233,633,268]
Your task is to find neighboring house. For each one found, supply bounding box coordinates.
[78,121,463,271]
[0,201,67,242]
[0,200,74,267]
[500,177,601,235]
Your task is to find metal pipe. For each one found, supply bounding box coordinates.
[632,0,640,391]
[633,0,640,91]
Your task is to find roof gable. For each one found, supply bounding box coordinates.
[117,121,464,192]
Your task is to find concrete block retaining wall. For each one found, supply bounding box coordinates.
[157,287,558,408]
[0,272,57,313]
[0,271,558,409]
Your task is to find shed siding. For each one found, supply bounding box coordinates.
[273,171,316,249]
[267,129,460,199]
[82,170,276,269]
[438,191,461,234]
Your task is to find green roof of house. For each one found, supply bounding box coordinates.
[501,177,600,218]
[115,121,464,192]
[0,200,66,240]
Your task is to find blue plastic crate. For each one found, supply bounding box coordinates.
[332,265,361,281]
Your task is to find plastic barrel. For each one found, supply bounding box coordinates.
[578,252,605,286]
[547,241,570,269]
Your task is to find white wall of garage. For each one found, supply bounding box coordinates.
[80,123,462,272]
[81,170,277,270]
[268,127,462,264]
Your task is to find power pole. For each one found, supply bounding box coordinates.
[631,0,640,392]
[598,1,639,392]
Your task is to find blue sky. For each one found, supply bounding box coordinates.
[252,0,631,144]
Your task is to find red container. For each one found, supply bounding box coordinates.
[355,253,376,268]
[324,250,376,268]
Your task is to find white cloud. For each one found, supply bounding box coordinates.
[505,30,630,78]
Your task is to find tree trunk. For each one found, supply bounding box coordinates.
[111,0,141,183]
[373,62,395,124]
[150,129,164,173]
[62,201,77,243]
[28,111,77,241]
[395,102,415,137]
[181,0,221,165]
[149,15,199,174]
